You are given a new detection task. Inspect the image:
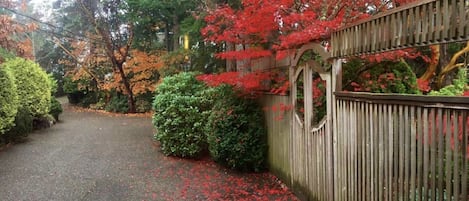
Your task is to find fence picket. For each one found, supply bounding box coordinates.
[330,93,469,201]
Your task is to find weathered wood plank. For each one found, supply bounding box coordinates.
[351,101,357,201]
[445,110,453,200]
[404,105,411,200]
[452,110,460,200]
[392,105,401,200]
[461,111,468,201]
[406,107,421,201]
[398,105,405,200]
[437,108,445,201]
[458,0,465,38]
[386,105,392,201]
[429,108,437,201]
[332,0,469,57]
[378,104,384,200]
[365,103,373,200]
[357,102,364,201]
[435,0,442,41]
[423,108,429,201]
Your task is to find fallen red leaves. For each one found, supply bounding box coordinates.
[143,151,298,201]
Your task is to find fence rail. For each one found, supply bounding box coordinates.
[332,0,469,57]
[334,92,469,201]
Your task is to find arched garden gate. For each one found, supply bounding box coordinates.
[285,0,469,200]
[289,43,334,200]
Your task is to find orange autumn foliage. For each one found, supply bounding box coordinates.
[102,50,163,95]
[0,13,36,61]
[0,0,36,60]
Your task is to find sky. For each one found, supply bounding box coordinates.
[29,0,53,20]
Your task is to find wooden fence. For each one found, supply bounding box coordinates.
[334,92,469,201]
[332,0,469,57]
[259,95,292,183]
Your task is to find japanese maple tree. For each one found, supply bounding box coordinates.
[77,0,137,112]
[198,0,420,95]
[103,50,163,96]
[202,0,416,61]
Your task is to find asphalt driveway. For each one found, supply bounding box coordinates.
[0,102,297,201]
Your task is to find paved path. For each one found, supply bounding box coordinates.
[0,102,297,201]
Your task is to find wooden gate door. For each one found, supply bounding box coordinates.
[290,44,334,200]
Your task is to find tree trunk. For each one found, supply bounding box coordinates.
[226,42,236,71]
[172,16,180,51]
[165,21,172,51]
[420,45,440,81]
[116,62,136,113]
[438,41,469,84]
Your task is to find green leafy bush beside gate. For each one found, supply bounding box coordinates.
[205,85,268,172]
[0,64,19,134]
[152,72,212,157]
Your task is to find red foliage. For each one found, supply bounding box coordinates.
[421,114,469,159]
[144,154,298,200]
[312,77,326,106]
[217,48,272,60]
[202,0,418,61]
[463,90,469,97]
[361,48,431,63]
[417,78,431,93]
[197,71,289,95]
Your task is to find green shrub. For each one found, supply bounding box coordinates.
[135,93,154,113]
[205,85,268,172]
[33,114,55,130]
[63,75,99,106]
[3,108,33,142]
[63,76,83,104]
[0,65,19,134]
[4,58,51,116]
[90,97,106,110]
[105,93,129,113]
[135,99,152,113]
[343,60,420,94]
[429,68,468,96]
[79,91,100,107]
[49,97,63,121]
[152,72,212,158]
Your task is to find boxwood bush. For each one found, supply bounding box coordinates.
[3,108,33,142]
[152,72,212,158]
[205,85,268,172]
[0,65,19,134]
[4,58,51,117]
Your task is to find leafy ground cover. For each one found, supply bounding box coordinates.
[143,149,298,201]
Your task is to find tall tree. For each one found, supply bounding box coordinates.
[126,0,200,52]
[78,0,137,112]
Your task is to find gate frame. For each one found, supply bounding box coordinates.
[289,42,335,200]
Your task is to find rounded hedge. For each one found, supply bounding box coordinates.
[152,72,212,158]
[4,58,51,116]
[205,85,268,172]
[0,65,19,134]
